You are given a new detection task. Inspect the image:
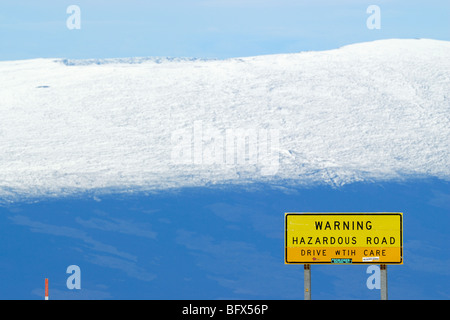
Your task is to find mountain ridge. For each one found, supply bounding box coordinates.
[0,38,449,201]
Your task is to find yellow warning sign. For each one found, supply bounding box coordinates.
[285,213,403,264]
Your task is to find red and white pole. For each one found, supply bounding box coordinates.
[45,278,49,300]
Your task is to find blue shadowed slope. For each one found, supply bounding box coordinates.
[1,178,448,300]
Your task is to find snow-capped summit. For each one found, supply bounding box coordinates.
[0,39,449,200]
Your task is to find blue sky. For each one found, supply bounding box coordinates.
[0,0,449,60]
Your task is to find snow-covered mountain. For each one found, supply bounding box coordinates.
[0,39,449,200]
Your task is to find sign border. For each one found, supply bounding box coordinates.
[284,212,403,265]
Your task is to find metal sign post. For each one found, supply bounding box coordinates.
[304,264,311,300]
[380,264,388,300]
[285,212,403,300]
